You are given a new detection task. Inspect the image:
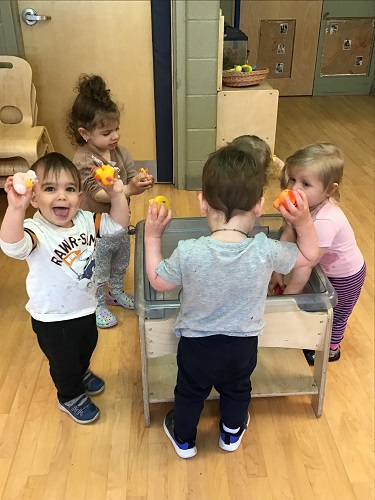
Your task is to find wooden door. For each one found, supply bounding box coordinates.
[240,1,323,96]
[17,0,156,161]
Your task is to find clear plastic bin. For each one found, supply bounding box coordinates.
[134,215,337,320]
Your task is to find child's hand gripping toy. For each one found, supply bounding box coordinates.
[13,170,37,195]
[149,195,170,216]
[139,167,152,182]
[273,189,296,211]
[273,284,284,295]
[92,164,115,185]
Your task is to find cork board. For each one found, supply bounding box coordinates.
[258,20,296,78]
[321,18,375,76]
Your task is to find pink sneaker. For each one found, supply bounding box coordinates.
[95,306,118,329]
[106,291,134,310]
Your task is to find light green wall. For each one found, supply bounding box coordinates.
[220,0,233,24]
[172,0,220,190]
[0,0,24,56]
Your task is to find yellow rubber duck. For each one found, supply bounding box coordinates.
[92,164,115,185]
[149,195,170,216]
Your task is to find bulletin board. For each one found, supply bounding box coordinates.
[258,20,296,79]
[320,18,375,76]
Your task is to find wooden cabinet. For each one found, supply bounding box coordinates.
[216,82,279,152]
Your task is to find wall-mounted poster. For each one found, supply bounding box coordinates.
[321,18,374,76]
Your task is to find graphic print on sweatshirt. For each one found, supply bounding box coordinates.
[25,210,98,291]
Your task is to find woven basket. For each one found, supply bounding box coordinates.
[222,68,269,87]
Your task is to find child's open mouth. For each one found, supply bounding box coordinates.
[53,207,70,217]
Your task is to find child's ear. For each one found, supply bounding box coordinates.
[78,127,89,143]
[198,192,208,214]
[327,182,339,196]
[254,196,264,218]
[30,191,38,209]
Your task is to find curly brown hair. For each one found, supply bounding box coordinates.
[66,74,120,146]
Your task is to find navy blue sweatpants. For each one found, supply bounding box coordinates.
[173,334,258,442]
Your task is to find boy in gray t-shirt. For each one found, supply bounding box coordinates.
[145,145,319,459]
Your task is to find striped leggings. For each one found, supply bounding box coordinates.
[328,262,366,349]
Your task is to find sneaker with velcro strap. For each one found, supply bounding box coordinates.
[58,393,99,424]
[83,370,105,396]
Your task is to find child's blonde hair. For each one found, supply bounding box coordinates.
[281,142,344,200]
[230,135,280,180]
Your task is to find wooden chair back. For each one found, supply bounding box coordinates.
[0,56,34,127]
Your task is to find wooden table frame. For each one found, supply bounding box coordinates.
[139,297,333,427]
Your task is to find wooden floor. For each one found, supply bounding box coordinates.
[0,95,374,500]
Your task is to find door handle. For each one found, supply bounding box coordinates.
[21,8,52,26]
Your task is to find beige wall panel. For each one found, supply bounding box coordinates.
[17,0,156,160]
[241,1,323,96]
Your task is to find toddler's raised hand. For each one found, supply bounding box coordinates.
[145,200,172,239]
[4,176,34,211]
[95,168,124,197]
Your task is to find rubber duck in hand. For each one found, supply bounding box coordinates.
[13,170,37,195]
[139,167,154,183]
[92,164,115,185]
[149,195,170,216]
[273,189,296,211]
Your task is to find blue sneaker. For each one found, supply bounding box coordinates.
[83,370,105,396]
[58,394,99,424]
[163,409,197,459]
[219,413,250,452]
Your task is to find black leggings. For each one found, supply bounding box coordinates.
[173,335,258,442]
[32,314,98,403]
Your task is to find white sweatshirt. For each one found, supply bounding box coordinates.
[0,209,124,322]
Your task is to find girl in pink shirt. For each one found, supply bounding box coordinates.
[269,143,366,364]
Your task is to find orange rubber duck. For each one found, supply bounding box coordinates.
[273,189,296,210]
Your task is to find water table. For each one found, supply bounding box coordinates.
[134,216,336,426]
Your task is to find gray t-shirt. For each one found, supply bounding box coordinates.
[156,232,298,338]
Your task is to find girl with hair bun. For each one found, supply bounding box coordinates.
[67,74,154,329]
